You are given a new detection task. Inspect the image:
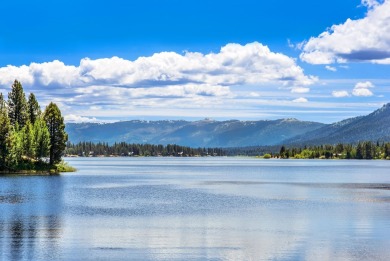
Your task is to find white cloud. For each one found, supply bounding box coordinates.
[300,0,390,64]
[0,42,323,121]
[352,81,375,96]
[0,42,316,90]
[352,88,374,96]
[64,114,99,123]
[332,90,350,97]
[325,66,337,72]
[291,87,310,93]
[354,81,374,88]
[292,97,308,103]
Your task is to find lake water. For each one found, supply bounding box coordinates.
[1,158,390,261]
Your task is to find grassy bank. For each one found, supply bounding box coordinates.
[0,160,76,175]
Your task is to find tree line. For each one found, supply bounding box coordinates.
[0,80,68,171]
[65,141,225,157]
[277,141,390,159]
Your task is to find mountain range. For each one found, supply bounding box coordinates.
[285,103,390,145]
[66,103,390,147]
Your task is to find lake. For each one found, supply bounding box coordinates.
[1,157,390,260]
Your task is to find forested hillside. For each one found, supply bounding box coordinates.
[285,103,390,145]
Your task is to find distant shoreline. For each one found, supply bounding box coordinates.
[63,155,390,160]
[0,171,60,176]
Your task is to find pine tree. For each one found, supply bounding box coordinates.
[7,128,23,169]
[0,99,11,170]
[21,121,35,159]
[0,93,6,112]
[33,118,50,160]
[8,80,28,129]
[27,93,41,124]
[356,142,363,159]
[43,102,68,165]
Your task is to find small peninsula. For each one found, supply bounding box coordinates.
[0,80,73,174]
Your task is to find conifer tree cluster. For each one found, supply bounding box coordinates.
[0,80,68,171]
[65,141,225,157]
[277,142,390,159]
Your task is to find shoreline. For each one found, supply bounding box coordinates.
[64,155,390,160]
[0,171,60,176]
[0,161,76,176]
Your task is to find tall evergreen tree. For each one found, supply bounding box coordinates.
[43,102,68,165]
[21,122,35,159]
[7,128,23,169]
[33,118,50,160]
[356,142,363,159]
[0,100,11,169]
[27,93,41,124]
[8,80,28,128]
[0,93,6,112]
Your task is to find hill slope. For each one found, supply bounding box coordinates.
[284,103,390,145]
[66,119,324,147]
[66,103,390,147]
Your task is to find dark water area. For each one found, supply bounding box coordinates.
[1,158,390,260]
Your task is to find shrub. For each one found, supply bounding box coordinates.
[263,153,272,159]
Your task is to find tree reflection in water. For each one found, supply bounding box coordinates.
[0,176,64,261]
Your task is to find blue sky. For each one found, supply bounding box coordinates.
[0,0,389,123]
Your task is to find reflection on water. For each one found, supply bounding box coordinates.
[0,176,63,261]
[1,158,390,260]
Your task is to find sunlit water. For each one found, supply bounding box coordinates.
[1,158,390,261]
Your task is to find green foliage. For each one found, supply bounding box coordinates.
[263,153,272,159]
[0,80,70,172]
[44,102,68,165]
[54,161,76,172]
[27,93,41,124]
[0,105,11,168]
[7,128,24,169]
[21,122,35,158]
[33,118,50,160]
[275,141,389,160]
[0,93,6,112]
[65,141,225,157]
[8,80,28,129]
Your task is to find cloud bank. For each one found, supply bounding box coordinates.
[0,42,321,122]
[300,0,390,64]
[0,42,316,91]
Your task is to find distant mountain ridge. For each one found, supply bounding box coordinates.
[284,103,390,145]
[66,118,324,147]
[66,103,390,147]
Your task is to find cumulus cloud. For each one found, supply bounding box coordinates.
[292,97,308,103]
[352,88,374,96]
[300,0,390,64]
[0,42,316,91]
[352,81,375,96]
[354,81,374,89]
[0,42,321,120]
[332,90,350,97]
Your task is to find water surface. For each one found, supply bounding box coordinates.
[1,158,390,260]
